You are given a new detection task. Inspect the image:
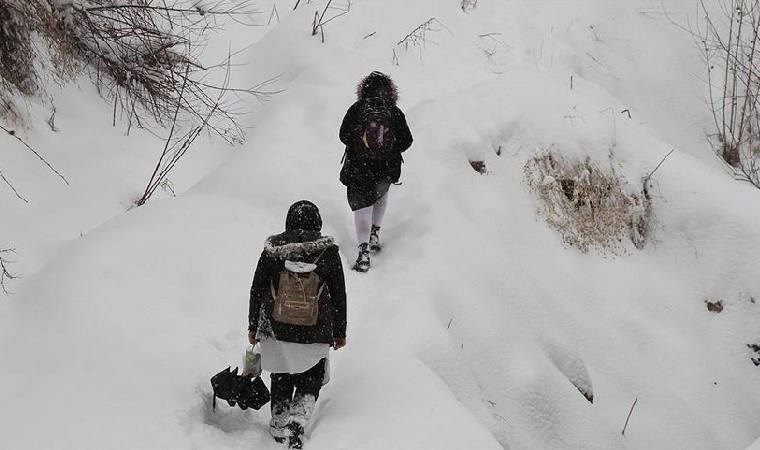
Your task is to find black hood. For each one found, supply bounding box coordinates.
[265,200,333,260]
[357,71,398,104]
[285,200,322,232]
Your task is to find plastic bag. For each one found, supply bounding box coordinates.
[241,343,262,378]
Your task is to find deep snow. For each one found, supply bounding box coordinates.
[2,1,760,449]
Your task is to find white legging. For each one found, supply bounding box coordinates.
[354,191,389,244]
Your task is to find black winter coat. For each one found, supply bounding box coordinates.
[249,230,347,344]
[339,101,413,188]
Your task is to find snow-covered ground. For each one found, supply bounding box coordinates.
[2,1,759,449]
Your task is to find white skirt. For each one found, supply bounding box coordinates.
[259,337,330,378]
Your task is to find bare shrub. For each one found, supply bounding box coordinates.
[697,0,760,188]
[0,0,263,142]
[1,0,275,204]
[524,151,652,254]
[393,18,449,65]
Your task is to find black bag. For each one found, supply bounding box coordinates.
[210,366,270,411]
[355,98,396,158]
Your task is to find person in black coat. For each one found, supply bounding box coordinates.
[248,200,347,448]
[339,71,413,272]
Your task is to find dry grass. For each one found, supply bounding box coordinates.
[524,151,652,255]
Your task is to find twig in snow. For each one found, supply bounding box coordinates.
[311,0,351,39]
[268,4,279,24]
[0,124,69,185]
[0,248,19,295]
[621,397,638,436]
[312,0,333,35]
[0,169,28,203]
[644,149,675,183]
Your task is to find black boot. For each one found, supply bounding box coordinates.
[369,225,381,253]
[352,243,370,272]
[287,422,305,449]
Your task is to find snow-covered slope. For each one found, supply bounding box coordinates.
[2,1,759,449]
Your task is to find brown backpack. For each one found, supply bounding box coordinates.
[270,253,326,326]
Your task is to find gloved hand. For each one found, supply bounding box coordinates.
[332,337,346,350]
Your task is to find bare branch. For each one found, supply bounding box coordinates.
[0,168,28,203]
[312,0,333,36]
[621,398,638,436]
[0,124,69,185]
[644,149,676,182]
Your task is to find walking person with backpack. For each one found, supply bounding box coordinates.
[339,71,413,272]
[248,200,347,449]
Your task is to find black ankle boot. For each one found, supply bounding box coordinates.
[287,422,304,449]
[369,226,381,252]
[352,243,370,272]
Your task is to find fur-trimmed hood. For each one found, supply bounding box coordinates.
[264,233,336,260]
[357,71,398,104]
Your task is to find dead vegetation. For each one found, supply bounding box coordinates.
[0,0,264,141]
[749,343,760,367]
[524,151,652,255]
[393,17,449,65]
[695,0,760,189]
[469,159,487,174]
[0,0,281,206]
[461,0,477,12]
[705,299,724,313]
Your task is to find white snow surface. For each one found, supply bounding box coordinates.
[2,1,760,449]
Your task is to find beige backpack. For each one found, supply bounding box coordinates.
[270,253,326,326]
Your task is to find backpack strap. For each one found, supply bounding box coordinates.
[312,247,329,265]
